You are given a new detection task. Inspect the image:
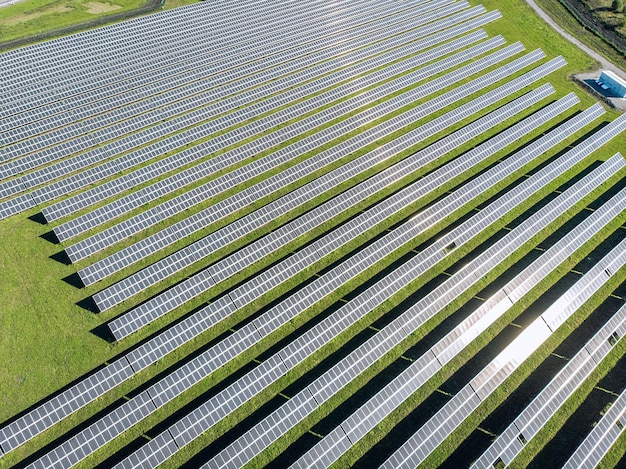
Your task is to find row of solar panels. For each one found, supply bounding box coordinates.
[0,5,497,222]
[3,90,620,460]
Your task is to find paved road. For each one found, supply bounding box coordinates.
[525,0,626,80]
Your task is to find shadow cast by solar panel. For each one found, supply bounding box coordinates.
[91,323,117,343]
[77,295,99,313]
[28,212,48,225]
[63,272,85,289]
[39,230,60,245]
[442,428,496,468]
[571,223,626,274]
[353,389,451,468]
[50,249,73,265]
[63,272,84,288]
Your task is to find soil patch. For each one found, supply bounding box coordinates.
[84,1,122,14]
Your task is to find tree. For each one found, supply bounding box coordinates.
[613,0,625,13]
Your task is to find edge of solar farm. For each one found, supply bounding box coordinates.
[0,0,620,468]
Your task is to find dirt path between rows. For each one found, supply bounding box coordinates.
[525,0,626,79]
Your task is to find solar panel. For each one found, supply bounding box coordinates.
[26,391,156,469]
[0,357,134,453]
[115,431,179,469]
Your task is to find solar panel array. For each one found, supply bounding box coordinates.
[26,10,499,209]
[292,186,626,469]
[67,32,520,262]
[16,86,569,467]
[2,13,496,200]
[201,154,626,469]
[0,0,494,221]
[0,0,473,165]
[1,2,483,183]
[102,58,569,340]
[1,0,626,467]
[59,39,537,248]
[96,64,557,320]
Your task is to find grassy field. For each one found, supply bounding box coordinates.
[0,0,625,467]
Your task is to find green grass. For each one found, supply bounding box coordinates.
[0,0,625,467]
